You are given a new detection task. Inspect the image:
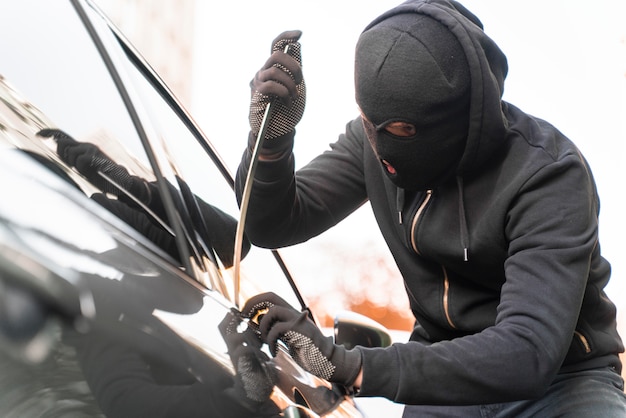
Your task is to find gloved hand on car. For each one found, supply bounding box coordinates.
[241,292,363,389]
[38,128,151,203]
[249,30,306,141]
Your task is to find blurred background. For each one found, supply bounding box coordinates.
[94,0,625,347]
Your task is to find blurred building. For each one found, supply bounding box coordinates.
[95,0,195,107]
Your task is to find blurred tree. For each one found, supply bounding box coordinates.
[301,240,414,332]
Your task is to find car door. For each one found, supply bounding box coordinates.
[0,0,364,417]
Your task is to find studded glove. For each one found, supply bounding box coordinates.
[242,293,362,388]
[249,30,306,140]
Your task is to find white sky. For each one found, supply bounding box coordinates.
[191,1,626,317]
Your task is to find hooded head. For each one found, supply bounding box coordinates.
[355,0,508,191]
[356,13,470,190]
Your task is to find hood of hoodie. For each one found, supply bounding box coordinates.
[357,0,508,178]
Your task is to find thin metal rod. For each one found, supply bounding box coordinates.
[233,44,291,308]
[233,104,272,307]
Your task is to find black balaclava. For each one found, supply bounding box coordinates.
[356,13,471,191]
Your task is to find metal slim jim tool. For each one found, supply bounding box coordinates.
[232,44,292,308]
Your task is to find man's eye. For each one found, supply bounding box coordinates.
[384,122,417,137]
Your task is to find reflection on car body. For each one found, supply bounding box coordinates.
[0,0,390,416]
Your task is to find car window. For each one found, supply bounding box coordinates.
[88,5,303,308]
[0,0,172,252]
[0,1,150,168]
[1,0,302,308]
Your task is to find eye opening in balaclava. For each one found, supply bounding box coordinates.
[355,12,471,191]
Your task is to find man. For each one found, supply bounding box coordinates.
[235,0,626,415]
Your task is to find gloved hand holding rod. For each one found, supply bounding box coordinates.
[233,30,306,307]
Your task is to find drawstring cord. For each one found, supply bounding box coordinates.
[396,187,405,224]
[456,176,470,261]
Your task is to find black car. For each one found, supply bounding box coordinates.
[0,1,391,416]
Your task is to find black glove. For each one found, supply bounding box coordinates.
[249,30,306,140]
[239,291,294,338]
[241,293,362,388]
[38,129,150,203]
[218,309,279,415]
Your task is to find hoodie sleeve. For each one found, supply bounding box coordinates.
[235,119,368,248]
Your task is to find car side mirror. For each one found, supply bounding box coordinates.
[333,310,392,349]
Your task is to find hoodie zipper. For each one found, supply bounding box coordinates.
[441,266,457,329]
[409,190,433,254]
[574,330,592,354]
[407,190,457,330]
